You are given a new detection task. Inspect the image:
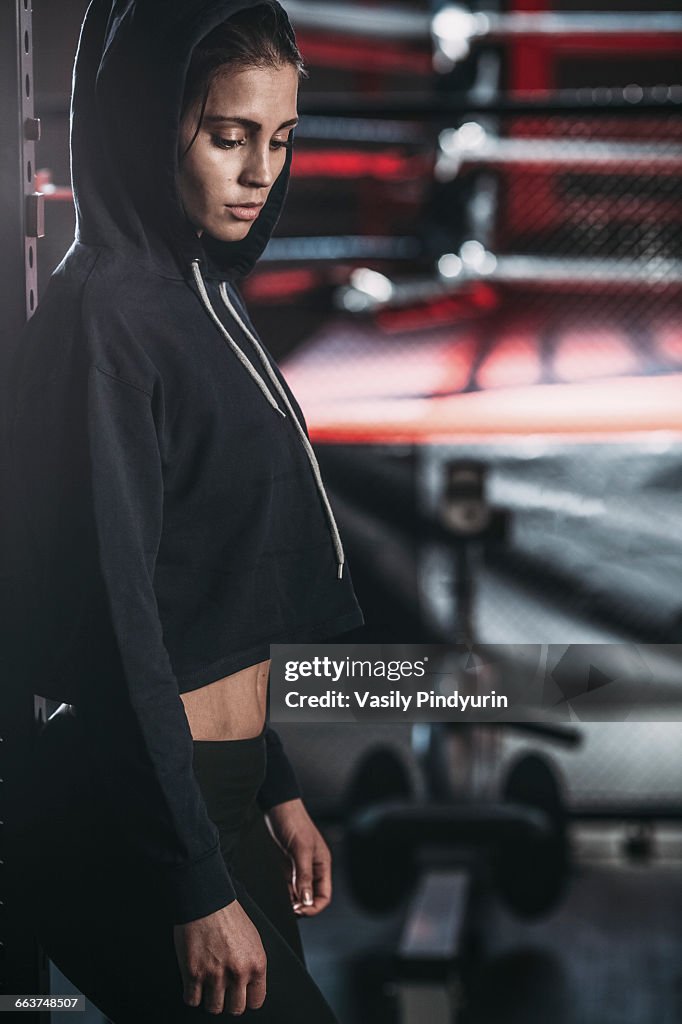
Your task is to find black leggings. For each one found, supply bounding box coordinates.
[19,706,340,1023]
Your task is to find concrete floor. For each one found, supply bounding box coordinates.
[302,826,682,1024]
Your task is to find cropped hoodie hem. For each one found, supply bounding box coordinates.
[175,608,365,693]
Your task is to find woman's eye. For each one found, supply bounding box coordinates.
[210,134,292,152]
[211,135,245,149]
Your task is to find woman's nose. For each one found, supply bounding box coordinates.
[240,146,276,189]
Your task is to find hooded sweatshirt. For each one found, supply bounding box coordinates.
[5,0,364,925]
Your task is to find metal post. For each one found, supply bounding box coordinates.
[0,0,48,1020]
[0,0,43,366]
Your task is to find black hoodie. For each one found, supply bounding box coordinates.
[5,0,364,925]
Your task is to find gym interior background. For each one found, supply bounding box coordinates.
[2,1,681,1022]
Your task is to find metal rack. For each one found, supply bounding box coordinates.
[0,0,48,1018]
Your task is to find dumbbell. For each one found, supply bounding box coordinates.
[345,751,569,919]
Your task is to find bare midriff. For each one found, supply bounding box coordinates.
[179,658,271,741]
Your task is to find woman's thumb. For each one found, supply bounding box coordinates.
[295,869,314,906]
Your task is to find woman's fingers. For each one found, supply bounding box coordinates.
[293,842,332,916]
[200,965,266,1017]
[201,970,231,1015]
[292,843,315,907]
[181,976,202,1008]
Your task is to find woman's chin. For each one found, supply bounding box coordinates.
[196,213,254,245]
[211,221,253,243]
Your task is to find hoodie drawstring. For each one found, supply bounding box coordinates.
[190,259,345,581]
[190,260,286,418]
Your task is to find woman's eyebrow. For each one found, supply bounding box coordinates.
[204,115,299,130]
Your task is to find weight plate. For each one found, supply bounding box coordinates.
[495,753,569,919]
[344,747,415,914]
[344,745,414,816]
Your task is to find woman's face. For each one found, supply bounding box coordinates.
[177,62,299,241]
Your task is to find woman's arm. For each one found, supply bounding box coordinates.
[79,364,236,925]
[254,722,333,917]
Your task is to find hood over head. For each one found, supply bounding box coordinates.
[70,0,298,281]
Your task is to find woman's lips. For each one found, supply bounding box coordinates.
[226,205,262,221]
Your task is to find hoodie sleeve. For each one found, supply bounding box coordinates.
[257,725,303,812]
[81,363,237,925]
[256,685,302,811]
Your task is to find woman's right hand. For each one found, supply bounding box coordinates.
[173,900,266,1016]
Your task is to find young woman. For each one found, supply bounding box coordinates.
[9,1,363,1020]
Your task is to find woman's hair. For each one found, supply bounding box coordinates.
[180,3,308,157]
